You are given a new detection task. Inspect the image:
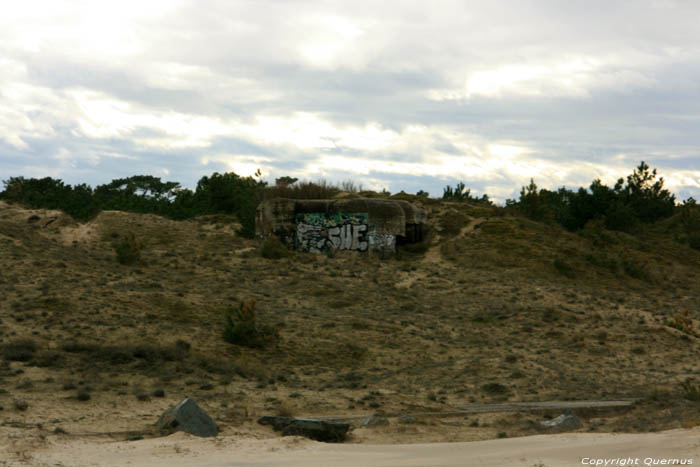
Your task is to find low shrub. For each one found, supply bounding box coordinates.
[622,259,648,280]
[482,382,509,395]
[260,236,290,259]
[14,399,29,411]
[76,388,91,401]
[223,300,278,348]
[173,339,191,360]
[34,350,65,367]
[263,180,342,200]
[277,400,297,417]
[3,338,38,362]
[666,309,696,335]
[552,258,575,278]
[688,233,700,251]
[680,379,700,401]
[584,253,618,272]
[114,233,142,265]
[60,341,190,365]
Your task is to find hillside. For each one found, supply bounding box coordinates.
[1,198,700,460]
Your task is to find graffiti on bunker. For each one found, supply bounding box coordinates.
[256,197,425,254]
[296,213,371,253]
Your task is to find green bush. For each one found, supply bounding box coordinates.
[264,179,341,200]
[114,233,142,265]
[59,341,189,367]
[688,233,700,251]
[508,162,675,232]
[34,350,64,367]
[76,388,91,401]
[680,379,700,401]
[194,172,265,238]
[584,253,618,272]
[260,236,291,259]
[442,182,492,204]
[622,259,647,280]
[2,338,38,362]
[604,203,639,233]
[553,258,575,278]
[666,309,696,335]
[223,300,278,348]
[1,176,100,221]
[1,172,266,233]
[482,382,509,395]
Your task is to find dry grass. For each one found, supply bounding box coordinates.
[1,200,700,442]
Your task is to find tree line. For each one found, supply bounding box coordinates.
[0,161,695,239]
[505,161,683,233]
[0,173,264,237]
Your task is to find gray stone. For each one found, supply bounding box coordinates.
[539,414,582,430]
[258,416,350,442]
[157,398,218,437]
[360,414,390,428]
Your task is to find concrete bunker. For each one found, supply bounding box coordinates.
[256,198,427,254]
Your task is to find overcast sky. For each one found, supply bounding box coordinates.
[1,0,699,202]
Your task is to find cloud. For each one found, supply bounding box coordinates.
[0,1,699,203]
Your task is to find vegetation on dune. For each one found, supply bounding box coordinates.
[260,235,292,259]
[506,161,678,233]
[0,173,367,238]
[1,161,699,279]
[114,232,143,265]
[0,172,266,237]
[223,300,279,349]
[680,379,700,401]
[666,309,697,336]
[1,161,691,239]
[442,181,493,205]
[2,162,700,441]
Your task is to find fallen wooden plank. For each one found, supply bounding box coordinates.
[312,399,638,422]
[452,399,638,413]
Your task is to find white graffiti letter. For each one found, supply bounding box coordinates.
[328,226,341,250]
[352,224,368,250]
[341,224,352,250]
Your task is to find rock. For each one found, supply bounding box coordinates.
[539,414,582,430]
[360,414,389,428]
[258,416,350,442]
[157,398,218,437]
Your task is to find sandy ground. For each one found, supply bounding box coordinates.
[24,428,700,467]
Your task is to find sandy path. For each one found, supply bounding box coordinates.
[31,428,700,467]
[395,217,487,289]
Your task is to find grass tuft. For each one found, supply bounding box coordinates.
[223,300,279,348]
